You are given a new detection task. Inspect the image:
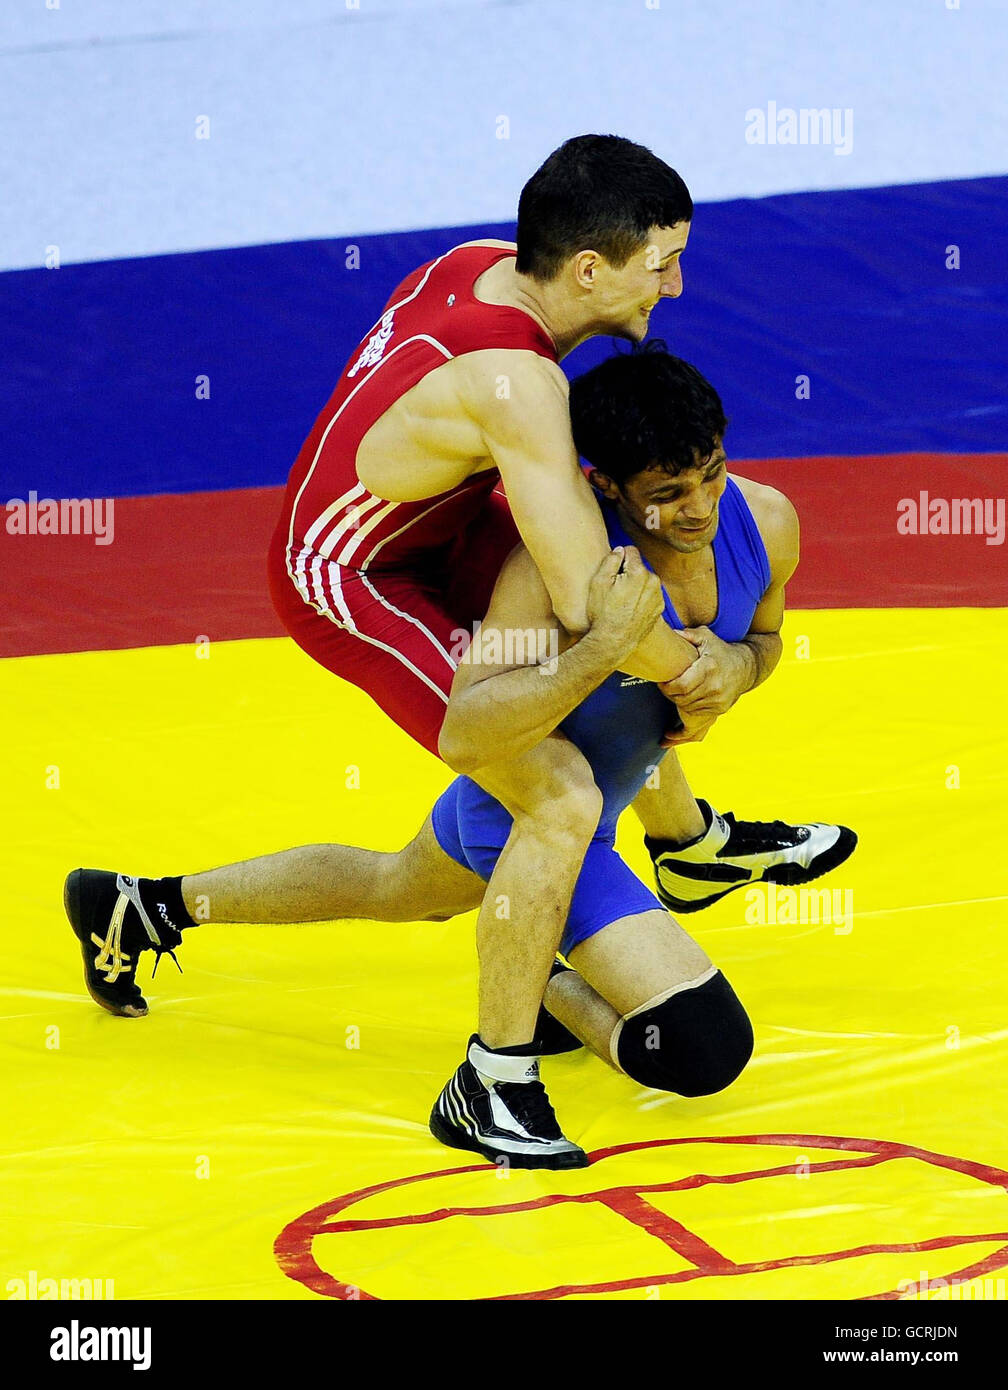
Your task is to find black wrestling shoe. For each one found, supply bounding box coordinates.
[429,1035,588,1170]
[64,869,183,1017]
[646,800,857,913]
[533,958,583,1056]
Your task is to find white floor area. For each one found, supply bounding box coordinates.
[1,0,1006,269]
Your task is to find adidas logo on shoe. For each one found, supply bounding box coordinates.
[429,1035,588,1170]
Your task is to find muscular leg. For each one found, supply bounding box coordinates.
[179,814,485,925]
[543,909,711,1065]
[630,748,705,843]
[467,734,603,1050]
[175,723,600,1055]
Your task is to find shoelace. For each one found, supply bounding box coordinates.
[498,1080,563,1141]
[151,944,183,978]
[721,811,808,856]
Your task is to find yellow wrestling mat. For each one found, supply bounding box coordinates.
[2,609,1007,1301]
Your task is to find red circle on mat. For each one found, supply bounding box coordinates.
[274,1134,1008,1301]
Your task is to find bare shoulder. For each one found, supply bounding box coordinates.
[453,238,518,252]
[453,350,570,431]
[731,472,798,530]
[730,473,800,579]
[457,347,566,391]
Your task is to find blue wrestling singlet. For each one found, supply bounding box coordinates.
[431,478,772,954]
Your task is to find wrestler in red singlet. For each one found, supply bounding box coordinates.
[268,244,557,755]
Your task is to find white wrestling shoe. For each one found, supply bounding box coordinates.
[430,1034,588,1170]
[645,800,857,913]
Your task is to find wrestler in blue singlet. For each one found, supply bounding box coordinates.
[431,478,771,953]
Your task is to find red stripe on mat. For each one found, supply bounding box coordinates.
[738,453,1007,608]
[1,486,285,658]
[2,455,1005,658]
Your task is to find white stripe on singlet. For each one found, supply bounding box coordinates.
[356,482,488,572]
[288,329,453,586]
[284,293,454,584]
[316,561,451,704]
[359,571,457,671]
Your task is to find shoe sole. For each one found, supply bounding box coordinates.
[64,869,148,1019]
[428,1108,589,1170]
[659,827,859,914]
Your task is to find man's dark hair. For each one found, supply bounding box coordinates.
[515,134,693,281]
[569,343,728,487]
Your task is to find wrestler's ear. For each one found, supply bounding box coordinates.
[588,468,620,501]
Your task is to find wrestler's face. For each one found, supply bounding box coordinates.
[580,223,689,341]
[593,444,727,554]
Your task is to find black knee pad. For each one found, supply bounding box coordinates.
[613,969,753,1096]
